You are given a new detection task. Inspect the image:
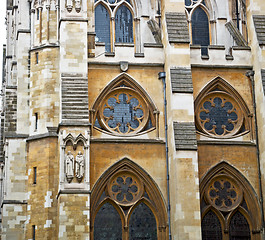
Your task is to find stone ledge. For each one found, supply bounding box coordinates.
[56,189,91,199]
[26,132,58,142]
[1,200,27,208]
[91,138,165,144]
[197,140,256,146]
[191,64,253,69]
[88,61,164,67]
[59,121,91,127]
[5,133,29,139]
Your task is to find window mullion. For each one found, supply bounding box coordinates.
[110,16,115,52]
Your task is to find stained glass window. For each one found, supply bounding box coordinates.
[97,88,152,135]
[129,203,157,240]
[115,6,133,43]
[95,0,134,52]
[94,202,122,240]
[191,7,210,48]
[196,92,244,138]
[95,5,111,52]
[229,211,251,240]
[202,211,222,240]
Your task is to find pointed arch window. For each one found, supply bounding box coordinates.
[95,0,134,52]
[200,162,261,240]
[185,0,210,56]
[91,159,167,240]
[194,78,251,139]
[91,74,158,136]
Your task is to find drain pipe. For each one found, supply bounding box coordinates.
[246,70,265,233]
[158,72,171,240]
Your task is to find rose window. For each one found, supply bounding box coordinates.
[196,93,244,137]
[98,88,149,135]
[108,173,143,205]
[206,176,242,211]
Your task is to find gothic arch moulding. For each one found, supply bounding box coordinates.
[194,77,251,139]
[200,161,262,239]
[90,73,159,136]
[90,158,168,240]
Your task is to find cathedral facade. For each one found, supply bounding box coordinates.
[1,0,265,239]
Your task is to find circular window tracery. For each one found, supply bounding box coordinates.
[206,176,242,212]
[196,92,244,138]
[98,88,149,135]
[108,171,143,206]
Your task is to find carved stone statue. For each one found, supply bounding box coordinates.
[75,151,84,180]
[65,151,74,183]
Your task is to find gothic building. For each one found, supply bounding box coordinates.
[1,0,265,239]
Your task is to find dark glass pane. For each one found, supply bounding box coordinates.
[129,203,157,240]
[111,175,139,203]
[115,5,133,43]
[192,7,210,47]
[94,202,122,240]
[200,98,238,135]
[229,211,250,240]
[210,180,237,208]
[185,0,191,6]
[202,211,222,240]
[103,93,143,133]
[95,5,111,52]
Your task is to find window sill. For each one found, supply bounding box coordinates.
[115,43,134,47]
[105,52,115,57]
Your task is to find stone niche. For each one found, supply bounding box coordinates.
[59,131,90,190]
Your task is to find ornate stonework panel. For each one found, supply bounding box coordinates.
[195,78,251,139]
[107,172,143,206]
[92,75,158,137]
[206,175,242,212]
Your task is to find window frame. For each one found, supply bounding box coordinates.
[94,0,136,53]
[200,162,262,240]
[90,158,168,240]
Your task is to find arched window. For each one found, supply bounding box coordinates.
[115,5,133,43]
[91,158,167,240]
[95,5,111,52]
[129,202,157,239]
[229,211,251,240]
[91,73,158,136]
[94,202,122,239]
[185,0,210,55]
[191,7,210,47]
[200,162,262,240]
[194,77,251,139]
[95,0,134,52]
[202,210,222,240]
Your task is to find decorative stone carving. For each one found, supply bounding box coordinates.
[66,0,82,13]
[75,0,81,12]
[75,151,84,181]
[66,0,73,12]
[65,151,75,183]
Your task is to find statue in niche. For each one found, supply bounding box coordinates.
[65,151,74,183]
[75,151,85,181]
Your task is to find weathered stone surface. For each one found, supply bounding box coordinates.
[61,78,89,122]
[253,15,265,45]
[165,12,190,43]
[173,122,197,150]
[171,68,193,93]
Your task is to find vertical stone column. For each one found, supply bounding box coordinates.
[248,1,265,236]
[161,2,202,239]
[57,1,90,239]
